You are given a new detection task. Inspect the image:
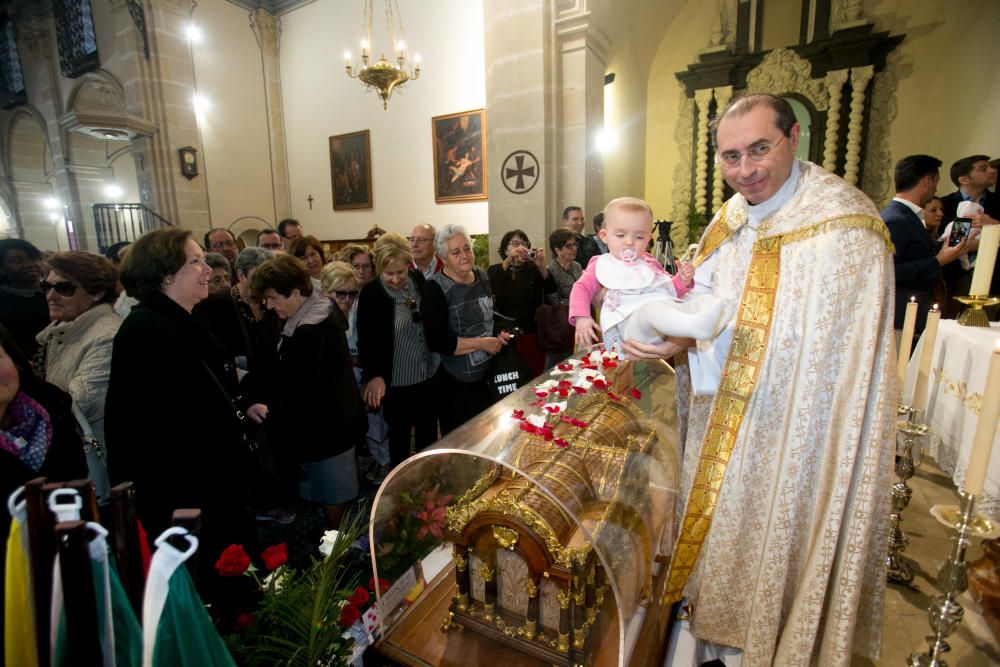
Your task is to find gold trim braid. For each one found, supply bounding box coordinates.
[692,201,736,268]
[753,213,893,255]
[663,212,890,604]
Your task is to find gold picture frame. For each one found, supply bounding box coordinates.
[431,109,487,203]
[329,129,373,210]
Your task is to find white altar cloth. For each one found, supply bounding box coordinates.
[904,320,1000,520]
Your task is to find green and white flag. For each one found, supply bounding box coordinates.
[141,527,236,667]
[50,521,142,667]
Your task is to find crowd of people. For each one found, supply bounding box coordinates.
[2,93,996,664]
[0,211,608,567]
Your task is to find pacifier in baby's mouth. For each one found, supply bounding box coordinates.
[621,248,637,264]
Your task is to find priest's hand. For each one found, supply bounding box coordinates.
[364,377,387,409]
[621,336,694,361]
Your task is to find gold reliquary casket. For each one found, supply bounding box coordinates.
[369,350,682,667]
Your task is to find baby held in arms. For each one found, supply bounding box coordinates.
[569,196,728,352]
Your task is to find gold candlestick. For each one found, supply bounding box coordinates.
[954,295,1000,327]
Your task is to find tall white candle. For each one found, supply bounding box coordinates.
[897,297,918,391]
[965,340,1000,495]
[910,305,941,409]
[970,225,1000,296]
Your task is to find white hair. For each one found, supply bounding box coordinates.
[434,223,469,258]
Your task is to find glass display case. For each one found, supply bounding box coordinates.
[368,350,683,667]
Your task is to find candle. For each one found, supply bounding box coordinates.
[897,297,917,392]
[970,224,1000,296]
[965,340,1000,495]
[910,305,941,409]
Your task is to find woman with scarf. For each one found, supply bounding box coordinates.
[247,254,365,528]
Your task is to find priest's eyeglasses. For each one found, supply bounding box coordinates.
[717,136,785,168]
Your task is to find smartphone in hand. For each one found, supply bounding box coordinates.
[949,218,972,247]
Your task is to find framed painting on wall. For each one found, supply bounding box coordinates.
[329,129,373,210]
[431,109,487,203]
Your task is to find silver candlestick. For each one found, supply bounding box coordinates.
[908,491,977,667]
[888,407,927,587]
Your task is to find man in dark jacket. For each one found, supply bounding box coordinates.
[562,206,600,268]
[882,155,966,335]
[940,155,1000,298]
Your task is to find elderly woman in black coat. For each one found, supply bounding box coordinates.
[247,254,365,528]
[357,235,439,468]
[105,228,252,562]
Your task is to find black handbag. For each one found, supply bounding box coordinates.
[536,303,574,352]
[200,361,284,497]
[486,345,532,402]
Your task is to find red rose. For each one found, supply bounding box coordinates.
[554,438,569,449]
[349,586,370,606]
[260,543,288,570]
[608,392,621,401]
[630,388,642,400]
[234,612,255,632]
[339,603,362,628]
[215,544,251,577]
[369,577,390,595]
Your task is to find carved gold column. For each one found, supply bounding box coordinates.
[482,559,497,621]
[524,577,539,640]
[822,69,849,172]
[452,545,469,612]
[572,573,586,649]
[710,86,732,215]
[693,88,715,215]
[557,586,571,653]
[585,566,596,623]
[843,65,873,186]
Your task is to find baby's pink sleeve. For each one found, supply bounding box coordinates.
[672,274,692,298]
[569,257,601,324]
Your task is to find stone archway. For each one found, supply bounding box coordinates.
[7,108,59,248]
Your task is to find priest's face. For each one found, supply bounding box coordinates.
[715,105,799,205]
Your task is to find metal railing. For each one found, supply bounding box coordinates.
[92,203,172,252]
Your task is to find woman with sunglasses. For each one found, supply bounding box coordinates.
[357,234,439,468]
[34,252,120,477]
[320,261,362,377]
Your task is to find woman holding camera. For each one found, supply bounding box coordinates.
[487,229,555,377]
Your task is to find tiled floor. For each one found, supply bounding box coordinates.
[854,460,999,666]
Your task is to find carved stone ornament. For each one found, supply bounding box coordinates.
[861,53,900,206]
[250,8,280,54]
[670,94,695,243]
[745,48,828,111]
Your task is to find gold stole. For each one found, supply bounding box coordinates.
[663,211,892,604]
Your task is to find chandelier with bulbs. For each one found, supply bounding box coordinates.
[344,0,420,110]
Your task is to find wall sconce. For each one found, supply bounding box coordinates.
[178,146,198,180]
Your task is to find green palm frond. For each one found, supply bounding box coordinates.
[233,509,369,667]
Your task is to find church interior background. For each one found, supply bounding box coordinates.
[2,1,1000,664]
[1,0,996,260]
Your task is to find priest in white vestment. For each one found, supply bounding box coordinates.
[625,94,896,666]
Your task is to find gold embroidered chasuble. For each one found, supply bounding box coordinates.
[669,161,896,666]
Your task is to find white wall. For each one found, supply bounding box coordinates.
[279,0,487,240]
[192,0,277,228]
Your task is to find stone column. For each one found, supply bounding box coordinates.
[822,69,849,172]
[553,4,609,221]
[250,9,290,222]
[114,0,210,231]
[483,0,553,259]
[843,65,873,186]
